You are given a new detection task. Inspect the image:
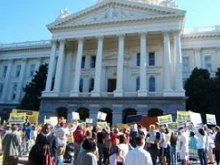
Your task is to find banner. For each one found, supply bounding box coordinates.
[177,111,190,122]
[72,112,80,120]
[97,112,107,121]
[9,113,26,124]
[206,114,216,125]
[11,109,39,123]
[157,114,173,124]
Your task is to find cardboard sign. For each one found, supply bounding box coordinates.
[85,118,93,124]
[157,114,173,124]
[206,114,216,125]
[97,112,107,121]
[177,111,190,122]
[97,122,108,129]
[72,112,80,120]
[9,113,26,124]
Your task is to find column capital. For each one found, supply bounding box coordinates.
[139,31,148,36]
[51,40,58,45]
[21,58,27,63]
[162,31,170,37]
[58,39,66,45]
[76,37,84,42]
[96,35,104,40]
[194,48,201,52]
[117,34,125,39]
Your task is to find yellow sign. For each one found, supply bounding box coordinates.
[168,122,178,130]
[177,111,190,122]
[97,122,108,129]
[9,113,26,123]
[12,109,39,123]
[157,114,173,124]
[206,114,216,125]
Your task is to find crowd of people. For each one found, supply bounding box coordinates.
[0,117,220,165]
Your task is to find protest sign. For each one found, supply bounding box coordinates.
[72,112,80,120]
[157,114,173,124]
[190,111,202,126]
[177,111,190,122]
[97,121,108,129]
[50,117,58,126]
[168,122,178,131]
[97,111,107,121]
[206,114,216,125]
[85,118,93,124]
[9,112,26,124]
[11,109,39,123]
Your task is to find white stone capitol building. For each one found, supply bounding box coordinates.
[0,0,220,124]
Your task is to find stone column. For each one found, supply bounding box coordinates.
[71,38,84,96]
[45,41,57,92]
[54,40,66,93]
[163,32,172,95]
[15,59,27,101]
[91,36,104,97]
[114,34,125,96]
[138,33,148,96]
[194,48,201,68]
[2,60,13,101]
[174,31,185,95]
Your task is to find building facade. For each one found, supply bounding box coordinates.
[0,0,220,124]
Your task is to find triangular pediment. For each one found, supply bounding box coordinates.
[48,0,185,31]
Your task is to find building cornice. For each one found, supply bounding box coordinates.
[0,40,51,52]
[182,32,220,40]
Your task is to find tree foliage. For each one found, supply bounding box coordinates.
[19,63,48,110]
[185,67,219,123]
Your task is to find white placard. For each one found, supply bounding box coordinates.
[85,118,93,124]
[206,114,216,125]
[190,111,202,126]
[72,112,80,120]
[50,117,58,126]
[97,111,107,121]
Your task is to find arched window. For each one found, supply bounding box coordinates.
[89,78,94,92]
[149,76,155,92]
[79,78,83,92]
[136,76,140,91]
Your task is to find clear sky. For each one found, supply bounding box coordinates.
[0,0,220,44]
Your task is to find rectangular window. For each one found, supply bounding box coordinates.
[137,53,140,66]
[30,64,36,77]
[81,56,85,68]
[16,65,21,77]
[91,56,96,68]
[149,52,155,66]
[205,56,212,71]
[183,56,189,72]
[79,79,83,92]
[0,84,3,98]
[12,83,17,100]
[89,78,94,92]
[3,66,7,78]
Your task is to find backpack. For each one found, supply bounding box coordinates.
[43,144,56,165]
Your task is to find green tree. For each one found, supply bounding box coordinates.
[185,68,216,121]
[19,63,48,110]
[214,68,220,124]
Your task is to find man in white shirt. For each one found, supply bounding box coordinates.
[125,135,153,165]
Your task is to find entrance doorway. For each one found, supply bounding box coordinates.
[108,79,116,92]
[99,108,113,125]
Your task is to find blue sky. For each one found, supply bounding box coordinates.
[0,0,220,44]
